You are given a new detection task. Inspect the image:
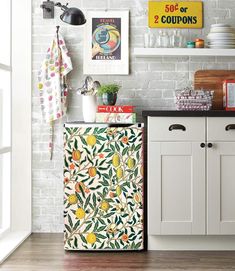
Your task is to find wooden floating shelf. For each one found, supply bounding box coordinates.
[133,48,235,57]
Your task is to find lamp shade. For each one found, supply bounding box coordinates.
[60,7,86,25]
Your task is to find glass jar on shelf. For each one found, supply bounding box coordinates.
[155,31,161,47]
[159,30,169,48]
[144,32,155,48]
[170,30,183,48]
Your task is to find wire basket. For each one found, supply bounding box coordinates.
[175,87,214,111]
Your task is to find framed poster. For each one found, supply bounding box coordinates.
[149,1,203,29]
[83,10,129,75]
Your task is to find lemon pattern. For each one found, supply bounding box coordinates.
[64,126,143,250]
[75,208,85,219]
[86,233,96,244]
[101,200,110,212]
[127,157,135,169]
[112,153,120,168]
[116,167,123,179]
[68,194,78,205]
[116,185,122,196]
[86,135,97,146]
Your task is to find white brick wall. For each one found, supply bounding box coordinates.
[32,0,235,232]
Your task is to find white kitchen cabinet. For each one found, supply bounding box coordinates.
[148,117,206,235]
[148,141,205,235]
[207,117,235,235]
[148,116,235,236]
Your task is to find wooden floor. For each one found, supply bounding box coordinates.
[1,234,235,271]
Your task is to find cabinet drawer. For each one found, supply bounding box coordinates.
[148,117,205,142]
[207,117,235,141]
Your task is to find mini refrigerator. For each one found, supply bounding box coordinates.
[64,123,144,250]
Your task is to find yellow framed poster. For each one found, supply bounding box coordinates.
[149,1,203,28]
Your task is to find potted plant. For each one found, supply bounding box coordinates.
[97,84,120,106]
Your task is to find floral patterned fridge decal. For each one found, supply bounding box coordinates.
[64,124,144,250]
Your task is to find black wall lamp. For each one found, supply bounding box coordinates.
[40,1,86,25]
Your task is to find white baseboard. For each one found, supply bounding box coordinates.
[0,231,31,263]
[148,235,235,250]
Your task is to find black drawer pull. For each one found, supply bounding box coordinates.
[169,124,186,131]
[225,124,235,131]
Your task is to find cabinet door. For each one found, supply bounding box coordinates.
[148,142,205,235]
[208,142,235,235]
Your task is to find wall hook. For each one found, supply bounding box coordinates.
[56,25,60,34]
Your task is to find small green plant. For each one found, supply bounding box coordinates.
[97,84,120,96]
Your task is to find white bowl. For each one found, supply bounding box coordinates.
[207,36,235,41]
[210,27,235,33]
[208,32,235,38]
[208,40,235,45]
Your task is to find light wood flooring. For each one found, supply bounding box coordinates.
[1,233,235,270]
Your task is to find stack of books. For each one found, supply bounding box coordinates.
[96,105,136,123]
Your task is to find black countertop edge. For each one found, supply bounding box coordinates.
[64,122,143,127]
[142,110,235,117]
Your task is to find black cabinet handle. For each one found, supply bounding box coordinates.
[169,124,186,131]
[208,143,213,148]
[200,143,206,148]
[225,124,235,131]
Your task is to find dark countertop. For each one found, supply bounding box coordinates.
[64,122,143,127]
[142,110,235,117]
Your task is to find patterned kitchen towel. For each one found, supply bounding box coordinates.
[37,30,73,159]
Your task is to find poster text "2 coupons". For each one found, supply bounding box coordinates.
[149,1,203,29]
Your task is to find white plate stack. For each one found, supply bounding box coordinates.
[207,24,235,49]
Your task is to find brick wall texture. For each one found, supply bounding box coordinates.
[32,0,235,232]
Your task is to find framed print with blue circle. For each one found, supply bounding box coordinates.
[83,10,129,75]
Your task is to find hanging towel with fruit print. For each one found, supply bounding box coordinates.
[37,30,73,160]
